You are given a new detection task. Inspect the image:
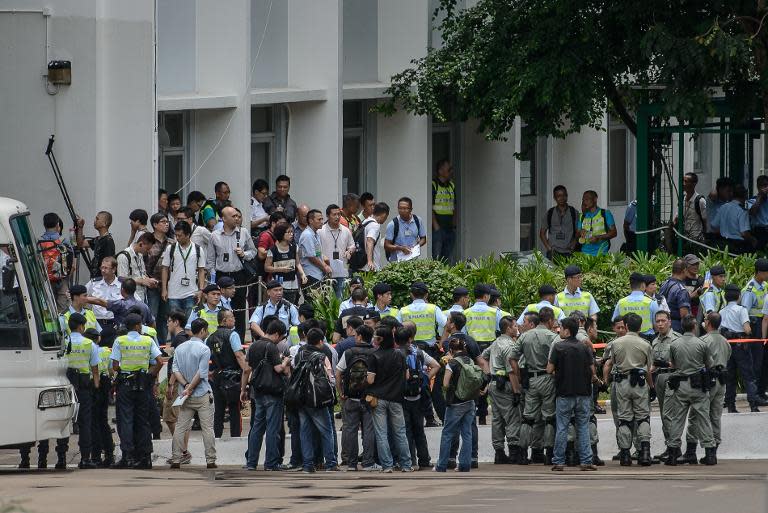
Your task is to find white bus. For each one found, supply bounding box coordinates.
[0,197,76,447]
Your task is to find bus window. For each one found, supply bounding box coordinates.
[9,214,64,351]
[0,246,31,349]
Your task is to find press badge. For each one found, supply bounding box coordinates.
[404,229,413,237]
[180,277,190,287]
[333,251,340,260]
[223,253,230,262]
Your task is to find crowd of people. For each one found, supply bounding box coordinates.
[21,169,766,472]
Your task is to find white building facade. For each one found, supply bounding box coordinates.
[2,0,743,257]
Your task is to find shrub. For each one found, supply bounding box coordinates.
[362,259,466,308]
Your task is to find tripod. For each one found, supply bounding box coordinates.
[45,135,93,284]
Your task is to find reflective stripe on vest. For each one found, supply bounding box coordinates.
[64,309,99,333]
[555,291,593,317]
[579,209,607,242]
[288,325,300,346]
[742,282,766,318]
[68,338,94,374]
[464,307,497,342]
[382,307,399,319]
[98,347,112,374]
[400,304,437,341]
[115,335,153,372]
[196,307,220,331]
[617,296,653,332]
[524,303,564,319]
[432,181,455,215]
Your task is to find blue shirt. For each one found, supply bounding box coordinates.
[577,208,615,256]
[298,228,323,280]
[747,196,768,227]
[611,290,660,335]
[110,330,161,367]
[700,284,724,314]
[248,299,300,330]
[624,201,637,233]
[447,304,465,313]
[720,302,750,332]
[706,198,727,233]
[516,300,565,325]
[711,200,750,240]
[554,288,601,316]
[334,336,357,357]
[385,215,427,261]
[740,278,766,318]
[660,278,690,331]
[172,337,212,397]
[69,332,101,368]
[185,304,221,330]
[106,297,154,327]
[68,306,103,333]
[219,296,232,310]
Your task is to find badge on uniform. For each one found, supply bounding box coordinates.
[223,253,230,262]
[180,277,190,287]
[333,251,340,260]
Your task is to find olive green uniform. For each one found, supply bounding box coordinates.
[664,333,715,449]
[510,326,556,450]
[686,332,731,446]
[482,334,522,450]
[651,330,680,441]
[611,333,653,449]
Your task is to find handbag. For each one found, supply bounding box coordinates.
[249,356,286,397]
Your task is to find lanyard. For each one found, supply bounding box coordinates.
[178,243,193,276]
[329,228,341,250]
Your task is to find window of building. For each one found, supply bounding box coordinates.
[519,206,537,252]
[608,115,630,205]
[520,126,537,197]
[158,111,189,196]
[343,101,366,196]
[251,105,288,188]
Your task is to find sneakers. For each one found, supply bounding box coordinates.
[551,464,564,471]
[280,463,301,471]
[401,467,414,472]
[302,468,316,474]
[382,467,393,473]
[580,464,598,471]
[424,419,442,428]
[180,451,192,465]
[362,464,381,472]
[325,466,341,472]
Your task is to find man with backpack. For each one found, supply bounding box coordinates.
[384,197,427,262]
[335,324,377,471]
[249,280,300,338]
[241,320,291,471]
[207,309,247,438]
[289,327,339,473]
[39,212,74,313]
[434,337,485,472]
[349,201,390,272]
[333,288,371,343]
[680,172,708,251]
[539,185,579,260]
[577,190,617,256]
[160,220,207,319]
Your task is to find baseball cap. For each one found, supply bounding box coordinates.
[683,254,701,267]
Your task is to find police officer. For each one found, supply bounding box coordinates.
[650,310,679,462]
[481,316,521,464]
[701,265,726,315]
[371,282,399,318]
[65,313,101,468]
[447,286,470,314]
[85,327,115,467]
[207,309,247,438]
[249,280,300,338]
[488,287,511,319]
[554,265,600,320]
[64,285,102,333]
[110,314,162,469]
[399,282,447,426]
[605,312,653,466]
[338,276,372,314]
[187,284,223,333]
[517,285,565,325]
[644,274,670,313]
[510,307,557,465]
[743,258,768,395]
[613,272,659,341]
[663,315,717,466]
[432,159,457,262]
[683,312,731,464]
[464,284,503,424]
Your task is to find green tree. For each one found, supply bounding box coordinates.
[379,0,767,139]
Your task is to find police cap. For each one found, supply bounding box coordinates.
[629,272,646,283]
[453,286,469,297]
[538,284,556,296]
[202,284,221,294]
[709,265,726,276]
[410,282,428,293]
[489,287,501,299]
[364,309,381,321]
[265,279,282,290]
[84,328,100,341]
[756,258,768,272]
[70,284,88,296]
[349,276,365,287]
[564,265,582,278]
[217,276,235,288]
[473,283,491,297]
[724,284,741,293]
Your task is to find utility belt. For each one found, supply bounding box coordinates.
[477,340,493,351]
[117,370,150,391]
[707,365,727,386]
[668,370,709,392]
[613,368,647,387]
[493,374,509,391]
[66,368,93,389]
[654,368,673,375]
[719,328,746,340]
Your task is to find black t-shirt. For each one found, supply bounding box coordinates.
[367,348,406,402]
[167,331,190,379]
[90,233,115,278]
[269,243,297,282]
[549,338,593,397]
[247,338,282,370]
[335,306,370,335]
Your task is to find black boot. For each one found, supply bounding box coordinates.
[611,452,621,461]
[591,444,604,466]
[664,447,681,466]
[37,457,47,469]
[678,442,698,465]
[517,447,530,465]
[101,452,115,468]
[726,403,738,413]
[701,447,717,466]
[54,457,67,470]
[78,460,98,469]
[565,442,578,467]
[494,449,509,464]
[619,448,632,466]
[652,448,668,462]
[18,451,30,469]
[544,447,554,466]
[508,445,520,464]
[750,403,761,412]
[638,442,652,467]
[111,457,135,469]
[530,448,545,464]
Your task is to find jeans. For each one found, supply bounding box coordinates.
[299,407,337,470]
[553,395,592,465]
[246,394,284,469]
[371,399,412,470]
[286,407,303,466]
[436,400,474,471]
[332,277,345,299]
[168,296,197,320]
[341,399,375,468]
[432,227,456,263]
[146,288,169,344]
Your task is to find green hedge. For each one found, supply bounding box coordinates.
[309,251,758,334]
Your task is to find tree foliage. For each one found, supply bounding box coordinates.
[379,0,768,140]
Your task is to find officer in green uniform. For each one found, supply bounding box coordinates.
[605,312,654,466]
[650,310,679,461]
[481,316,521,464]
[683,312,731,464]
[613,272,659,341]
[66,313,101,469]
[510,307,557,465]
[555,265,600,320]
[663,315,716,466]
[111,314,162,469]
[517,285,565,325]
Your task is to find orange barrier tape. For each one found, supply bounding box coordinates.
[593,338,767,350]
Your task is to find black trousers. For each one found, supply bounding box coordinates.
[213,378,242,438]
[417,343,445,421]
[403,399,431,466]
[217,270,248,340]
[71,379,94,460]
[19,439,68,465]
[147,386,162,438]
[91,375,115,459]
[116,379,151,460]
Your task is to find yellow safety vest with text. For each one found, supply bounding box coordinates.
[64,309,99,333]
[524,303,564,320]
[98,346,112,375]
[742,281,766,318]
[115,335,154,372]
[432,180,456,216]
[617,295,653,332]
[194,306,220,331]
[289,325,300,346]
[464,307,497,342]
[555,291,594,317]
[400,304,438,341]
[68,338,95,374]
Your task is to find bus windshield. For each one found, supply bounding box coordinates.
[9,214,65,351]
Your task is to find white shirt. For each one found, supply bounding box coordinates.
[116,246,148,302]
[362,216,382,271]
[251,197,268,228]
[190,224,211,254]
[161,241,207,299]
[86,276,122,319]
[317,224,355,278]
[720,302,750,332]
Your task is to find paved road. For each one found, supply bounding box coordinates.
[1,462,766,513]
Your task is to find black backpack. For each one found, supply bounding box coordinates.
[385,215,422,257]
[348,220,376,271]
[404,350,425,398]
[286,349,335,409]
[546,205,578,236]
[342,346,373,399]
